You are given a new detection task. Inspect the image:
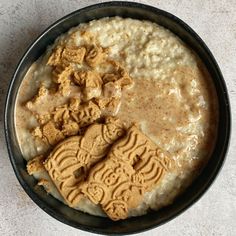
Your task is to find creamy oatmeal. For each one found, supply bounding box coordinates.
[15,17,218,220]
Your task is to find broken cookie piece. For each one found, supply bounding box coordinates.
[62,120,80,136]
[47,46,64,66]
[37,179,51,193]
[95,97,121,116]
[41,121,65,145]
[51,64,74,96]
[61,46,86,64]
[52,64,74,84]
[71,101,101,127]
[32,127,43,139]
[115,65,134,89]
[73,70,103,100]
[68,97,81,112]
[25,84,48,110]
[85,44,106,67]
[44,118,125,207]
[53,105,70,125]
[102,63,134,90]
[27,155,45,175]
[80,126,173,221]
[102,73,118,83]
[31,100,100,147]
[27,155,61,197]
[103,81,122,98]
[35,113,51,125]
[58,80,71,96]
[47,45,86,97]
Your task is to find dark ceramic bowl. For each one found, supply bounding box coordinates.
[4,1,231,235]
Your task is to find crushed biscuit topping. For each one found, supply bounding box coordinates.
[95,97,121,116]
[68,97,81,112]
[25,84,48,109]
[52,105,70,124]
[61,46,86,64]
[73,70,103,100]
[32,127,43,139]
[103,62,134,90]
[47,45,86,66]
[58,80,71,96]
[80,126,173,220]
[31,99,102,146]
[47,46,64,66]
[71,101,101,127]
[62,120,80,136]
[85,44,105,67]
[27,155,45,175]
[36,113,51,125]
[41,121,65,145]
[52,64,73,84]
[103,81,122,98]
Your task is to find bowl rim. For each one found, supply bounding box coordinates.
[4,1,231,235]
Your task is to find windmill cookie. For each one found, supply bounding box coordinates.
[80,126,173,220]
[44,118,125,206]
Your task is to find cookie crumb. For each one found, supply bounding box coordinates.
[85,45,106,67]
[62,120,80,136]
[80,126,173,221]
[42,121,65,145]
[27,155,45,175]
[44,119,125,207]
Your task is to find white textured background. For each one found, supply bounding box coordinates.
[0,0,235,235]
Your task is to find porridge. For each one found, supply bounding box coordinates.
[15,17,218,220]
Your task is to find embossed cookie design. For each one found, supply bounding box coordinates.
[44,118,125,207]
[80,126,173,220]
[47,45,86,66]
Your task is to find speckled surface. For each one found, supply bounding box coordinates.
[0,0,235,235]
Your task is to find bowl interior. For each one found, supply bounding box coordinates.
[5,2,230,235]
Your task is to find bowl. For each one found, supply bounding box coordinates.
[4,1,231,235]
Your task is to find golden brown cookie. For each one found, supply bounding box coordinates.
[73,70,103,100]
[47,46,64,66]
[70,101,101,127]
[47,45,86,66]
[35,113,51,125]
[102,62,134,90]
[53,105,70,124]
[27,155,45,175]
[68,98,81,112]
[27,155,64,196]
[52,64,74,84]
[25,85,48,110]
[103,81,122,98]
[62,120,80,136]
[44,118,125,207]
[31,99,102,146]
[61,46,86,64]
[95,97,121,116]
[80,126,173,221]
[85,44,106,67]
[41,121,65,145]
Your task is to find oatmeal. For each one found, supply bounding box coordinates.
[15,17,218,219]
